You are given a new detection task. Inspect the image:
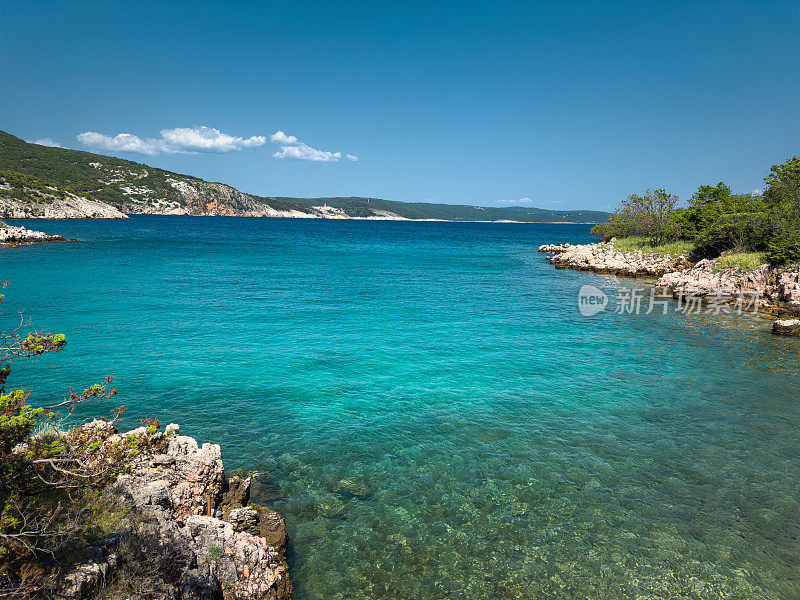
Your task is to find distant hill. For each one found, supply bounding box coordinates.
[0,131,608,222]
[278,196,608,223]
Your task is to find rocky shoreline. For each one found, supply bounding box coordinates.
[540,243,692,277]
[0,222,68,244]
[540,242,800,335]
[59,422,291,600]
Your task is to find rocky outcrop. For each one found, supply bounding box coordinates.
[219,478,288,557]
[541,242,690,277]
[539,240,800,317]
[655,260,800,312]
[114,430,226,524]
[772,319,800,336]
[123,177,316,218]
[0,222,65,244]
[58,423,291,600]
[58,533,124,600]
[537,243,571,254]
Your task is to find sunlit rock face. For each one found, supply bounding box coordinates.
[58,424,291,600]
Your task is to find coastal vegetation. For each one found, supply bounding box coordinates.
[608,236,695,258]
[715,250,769,273]
[592,156,800,266]
[0,281,140,597]
[0,171,129,220]
[0,171,73,203]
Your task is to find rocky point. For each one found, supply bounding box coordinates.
[539,241,800,335]
[0,222,66,244]
[58,422,291,600]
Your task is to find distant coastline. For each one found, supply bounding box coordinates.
[5,214,599,224]
[0,131,609,224]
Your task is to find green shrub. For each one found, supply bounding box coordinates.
[766,235,800,266]
[610,236,695,257]
[209,544,224,561]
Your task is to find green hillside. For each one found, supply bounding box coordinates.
[0,130,196,207]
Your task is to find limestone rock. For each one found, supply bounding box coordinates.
[131,481,172,509]
[81,419,117,434]
[219,476,288,558]
[0,223,65,244]
[113,432,225,523]
[55,533,122,600]
[538,243,570,253]
[656,260,800,314]
[543,242,689,277]
[219,475,252,517]
[0,194,127,219]
[777,272,800,306]
[772,319,800,336]
[229,506,260,532]
[60,426,291,600]
[541,239,800,320]
[184,515,291,600]
[247,505,289,558]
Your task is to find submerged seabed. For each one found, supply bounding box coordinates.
[4,217,799,599]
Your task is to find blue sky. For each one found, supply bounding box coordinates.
[1,1,798,210]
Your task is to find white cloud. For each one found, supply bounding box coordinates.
[270,131,298,145]
[498,197,533,205]
[160,127,266,153]
[77,126,267,155]
[752,189,763,196]
[78,131,161,155]
[270,130,357,163]
[273,145,342,162]
[30,138,62,148]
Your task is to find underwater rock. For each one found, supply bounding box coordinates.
[772,318,800,336]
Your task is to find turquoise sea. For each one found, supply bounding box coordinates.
[2,216,799,600]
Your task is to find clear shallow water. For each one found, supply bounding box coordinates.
[2,216,799,600]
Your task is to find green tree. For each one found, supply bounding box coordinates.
[591,157,800,266]
[762,156,800,206]
[678,183,767,257]
[761,156,800,265]
[590,189,679,244]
